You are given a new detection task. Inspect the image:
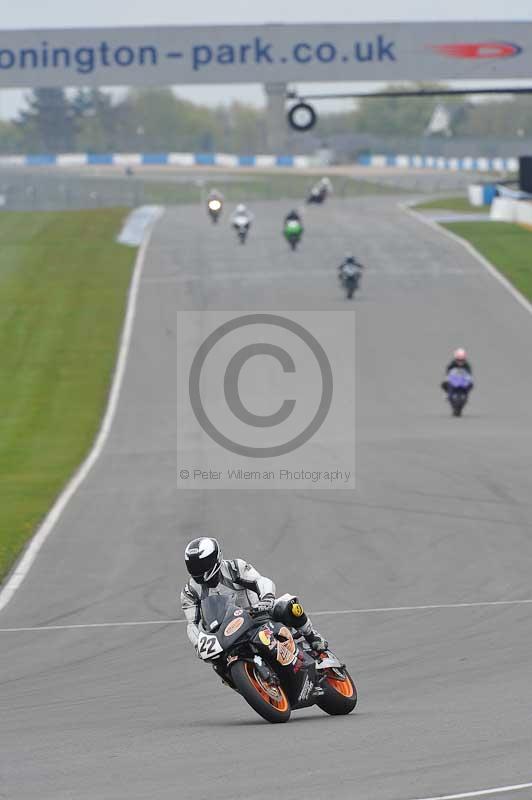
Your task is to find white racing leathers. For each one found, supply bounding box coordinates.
[181,559,276,649]
[230,210,254,227]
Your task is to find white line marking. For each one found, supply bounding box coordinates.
[411,780,532,799]
[1,597,531,632]
[0,619,180,632]
[311,598,532,617]
[402,203,532,318]
[0,208,165,615]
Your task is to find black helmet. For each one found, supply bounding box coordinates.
[184,537,222,586]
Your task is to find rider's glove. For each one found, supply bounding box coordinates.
[307,634,328,653]
[250,595,275,615]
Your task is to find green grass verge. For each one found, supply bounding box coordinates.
[0,209,136,583]
[414,196,487,213]
[444,221,532,301]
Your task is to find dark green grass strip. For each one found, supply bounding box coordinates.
[444,221,532,302]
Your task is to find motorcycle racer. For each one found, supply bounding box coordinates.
[284,209,303,227]
[207,187,224,204]
[181,537,327,657]
[230,203,254,228]
[338,253,364,276]
[445,347,473,375]
[338,254,364,288]
[441,348,474,392]
[307,176,332,204]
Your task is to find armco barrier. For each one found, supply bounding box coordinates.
[0,152,311,169]
[0,152,519,172]
[359,154,519,173]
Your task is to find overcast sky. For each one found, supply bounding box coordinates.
[1,0,532,119]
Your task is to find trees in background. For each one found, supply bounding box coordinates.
[1,85,532,154]
[452,95,532,138]
[311,86,532,142]
[3,87,266,154]
[16,88,77,152]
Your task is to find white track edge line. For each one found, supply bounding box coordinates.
[2,597,532,632]
[311,598,532,617]
[0,208,165,615]
[401,202,532,318]
[410,780,532,799]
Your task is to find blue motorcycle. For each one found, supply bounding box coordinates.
[444,368,473,417]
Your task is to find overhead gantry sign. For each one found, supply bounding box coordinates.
[0,22,531,87]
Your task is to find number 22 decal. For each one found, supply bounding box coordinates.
[199,636,216,656]
[198,633,223,659]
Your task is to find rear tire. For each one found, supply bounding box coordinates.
[316,668,357,715]
[230,660,291,723]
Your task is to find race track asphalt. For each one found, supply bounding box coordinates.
[1,196,532,800]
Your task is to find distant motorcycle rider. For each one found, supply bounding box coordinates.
[284,209,303,225]
[207,187,224,204]
[317,176,332,194]
[445,347,472,375]
[441,348,474,391]
[339,253,364,282]
[181,537,327,658]
[230,203,254,229]
[206,188,224,222]
[308,176,332,204]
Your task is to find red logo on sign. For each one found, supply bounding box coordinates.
[431,42,522,59]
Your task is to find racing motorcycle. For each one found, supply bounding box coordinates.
[233,216,250,244]
[197,593,357,724]
[307,181,330,205]
[307,185,328,204]
[283,219,303,251]
[444,368,473,417]
[207,197,223,223]
[340,264,361,299]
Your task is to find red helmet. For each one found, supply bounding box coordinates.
[454,348,467,364]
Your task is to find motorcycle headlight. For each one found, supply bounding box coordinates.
[208,200,221,211]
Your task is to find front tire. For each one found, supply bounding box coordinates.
[230,660,291,723]
[316,668,357,715]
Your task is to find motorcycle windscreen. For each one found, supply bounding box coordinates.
[201,594,234,631]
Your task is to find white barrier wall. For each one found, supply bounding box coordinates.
[468,185,485,207]
[360,154,518,173]
[490,197,532,225]
[0,152,311,168]
[516,202,532,227]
